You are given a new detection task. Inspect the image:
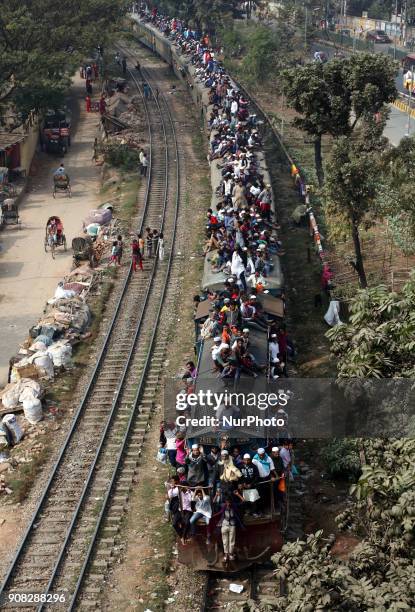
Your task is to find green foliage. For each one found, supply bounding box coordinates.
[152,0,238,34]
[219,26,244,57]
[321,439,361,478]
[327,274,415,379]
[281,53,397,186]
[349,0,393,20]
[270,437,415,611]
[241,25,293,85]
[323,130,379,286]
[376,135,415,252]
[0,0,129,117]
[104,143,140,171]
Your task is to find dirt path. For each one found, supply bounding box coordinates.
[0,76,101,386]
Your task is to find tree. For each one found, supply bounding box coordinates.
[0,1,128,117]
[281,59,351,185]
[152,0,238,35]
[281,53,397,185]
[376,136,415,254]
[241,25,294,85]
[323,114,388,287]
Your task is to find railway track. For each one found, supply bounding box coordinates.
[203,562,279,610]
[0,48,182,611]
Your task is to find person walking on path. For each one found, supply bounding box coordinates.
[158,232,165,260]
[99,95,106,115]
[116,234,123,265]
[141,152,149,176]
[139,148,145,174]
[92,137,98,161]
[85,95,91,113]
[131,239,143,271]
[143,82,150,99]
[122,56,127,75]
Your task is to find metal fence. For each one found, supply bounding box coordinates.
[317,29,375,52]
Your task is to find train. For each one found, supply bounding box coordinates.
[131,15,289,573]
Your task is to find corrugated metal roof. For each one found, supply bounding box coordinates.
[0,132,25,150]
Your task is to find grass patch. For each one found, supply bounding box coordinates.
[119,175,140,223]
[131,466,175,610]
[8,446,51,503]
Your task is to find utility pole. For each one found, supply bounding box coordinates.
[305,6,308,48]
[394,0,398,59]
[407,64,414,136]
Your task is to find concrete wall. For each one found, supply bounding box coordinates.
[19,119,40,175]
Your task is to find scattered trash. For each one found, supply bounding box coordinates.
[229,584,244,594]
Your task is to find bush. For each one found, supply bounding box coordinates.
[321,438,361,479]
[104,143,140,171]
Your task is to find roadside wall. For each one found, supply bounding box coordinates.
[19,120,40,175]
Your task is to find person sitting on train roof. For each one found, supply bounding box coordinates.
[200,310,221,340]
[185,444,208,487]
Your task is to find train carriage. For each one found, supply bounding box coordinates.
[134,15,290,573]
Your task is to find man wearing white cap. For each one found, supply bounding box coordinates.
[239,453,261,515]
[185,444,207,487]
[211,336,228,372]
[253,448,275,512]
[269,334,279,360]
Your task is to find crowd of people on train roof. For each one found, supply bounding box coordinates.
[139,6,294,379]
[138,5,297,561]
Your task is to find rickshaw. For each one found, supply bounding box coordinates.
[72,236,96,268]
[53,174,72,198]
[45,216,67,259]
[1,199,21,228]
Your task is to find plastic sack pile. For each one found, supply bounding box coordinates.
[0,259,97,445]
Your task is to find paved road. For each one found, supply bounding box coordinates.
[0,76,100,386]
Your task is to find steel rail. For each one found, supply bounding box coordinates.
[0,50,165,608]
[34,66,169,611]
[67,55,181,610]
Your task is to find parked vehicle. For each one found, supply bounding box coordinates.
[366,30,391,43]
[403,52,415,72]
[1,199,20,228]
[41,109,71,155]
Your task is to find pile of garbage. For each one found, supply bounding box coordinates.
[0,259,96,447]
